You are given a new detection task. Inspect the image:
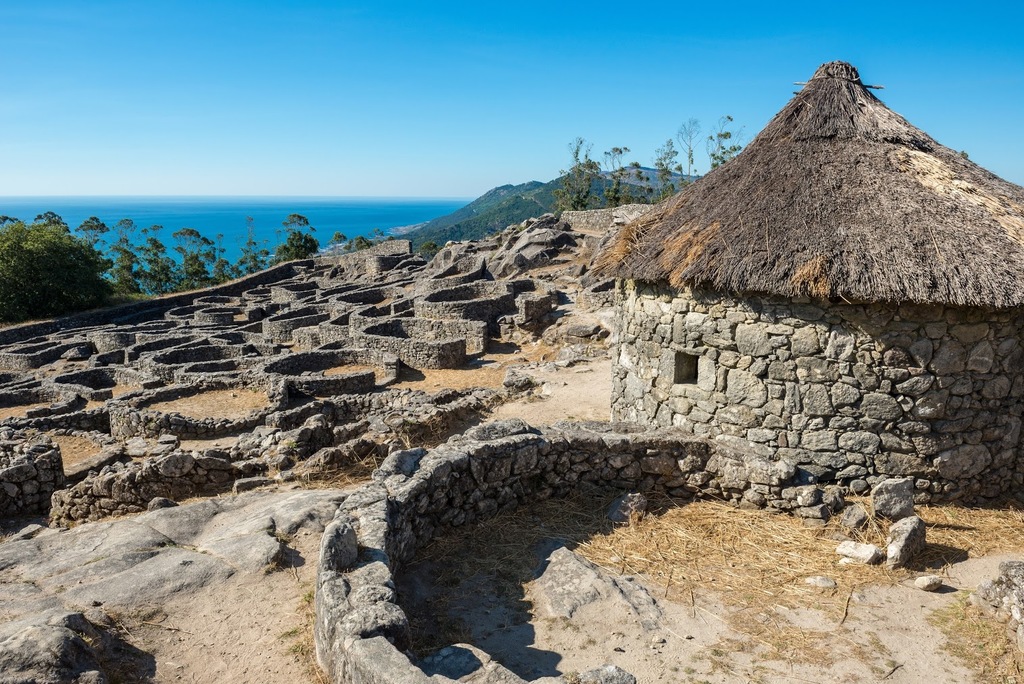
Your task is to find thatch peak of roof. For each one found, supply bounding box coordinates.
[772,60,932,150]
[596,61,1024,309]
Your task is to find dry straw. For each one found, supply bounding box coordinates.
[580,496,1024,614]
[400,489,1024,675]
[595,61,1024,308]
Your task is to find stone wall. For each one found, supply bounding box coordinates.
[55,388,501,524]
[561,204,654,235]
[262,307,332,343]
[0,430,64,517]
[975,561,1024,652]
[108,382,289,440]
[263,348,400,390]
[0,342,83,370]
[4,407,110,434]
[351,319,470,369]
[612,281,1024,504]
[0,261,308,349]
[414,282,516,329]
[49,447,262,524]
[314,419,843,684]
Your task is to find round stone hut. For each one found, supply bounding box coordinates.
[595,61,1024,504]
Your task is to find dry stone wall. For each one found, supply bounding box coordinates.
[976,561,1024,652]
[560,204,653,235]
[612,281,1024,504]
[0,431,64,517]
[108,381,290,440]
[49,447,264,523]
[314,419,843,684]
[51,387,500,524]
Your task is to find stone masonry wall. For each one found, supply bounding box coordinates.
[561,204,654,234]
[975,561,1024,652]
[612,280,1024,504]
[314,419,838,684]
[351,319,469,370]
[48,448,263,523]
[0,430,65,517]
[108,382,289,440]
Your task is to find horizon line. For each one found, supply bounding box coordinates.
[0,194,476,201]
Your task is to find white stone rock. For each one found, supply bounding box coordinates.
[805,575,838,589]
[835,541,884,565]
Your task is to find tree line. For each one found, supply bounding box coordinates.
[0,211,325,323]
[554,115,743,212]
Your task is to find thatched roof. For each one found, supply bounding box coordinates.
[595,61,1024,308]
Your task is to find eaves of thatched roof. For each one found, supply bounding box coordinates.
[595,61,1024,309]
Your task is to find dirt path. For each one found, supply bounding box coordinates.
[136,525,322,683]
[489,357,612,424]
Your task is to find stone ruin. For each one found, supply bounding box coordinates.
[0,210,642,521]
[2,204,1017,683]
[611,284,1024,506]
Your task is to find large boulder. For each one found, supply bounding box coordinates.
[871,477,915,520]
[886,515,926,569]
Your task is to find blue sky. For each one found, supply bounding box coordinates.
[2,1,1022,197]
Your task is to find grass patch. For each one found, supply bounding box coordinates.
[279,583,326,684]
[929,592,1024,683]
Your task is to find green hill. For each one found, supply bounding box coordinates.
[403,168,692,249]
[403,179,560,247]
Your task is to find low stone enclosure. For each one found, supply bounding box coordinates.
[0,217,609,518]
[314,419,849,683]
[49,386,499,524]
[8,205,1024,681]
[612,282,1024,506]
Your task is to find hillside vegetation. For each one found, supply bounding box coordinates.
[404,168,693,249]
[403,180,560,247]
[405,116,743,249]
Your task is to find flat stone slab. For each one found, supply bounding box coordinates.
[0,488,346,683]
[533,546,662,631]
[63,445,128,482]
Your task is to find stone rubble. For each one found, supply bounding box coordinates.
[886,515,927,569]
[976,561,1024,652]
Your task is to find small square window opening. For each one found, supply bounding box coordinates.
[674,352,698,384]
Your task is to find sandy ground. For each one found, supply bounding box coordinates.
[401,503,1013,684]
[50,433,104,470]
[519,557,1001,684]
[390,342,556,393]
[489,357,612,424]
[133,522,322,683]
[0,402,51,421]
[145,388,268,420]
[178,433,243,452]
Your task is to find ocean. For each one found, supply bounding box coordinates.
[0,196,469,261]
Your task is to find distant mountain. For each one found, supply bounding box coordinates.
[402,169,693,248]
[402,180,560,247]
